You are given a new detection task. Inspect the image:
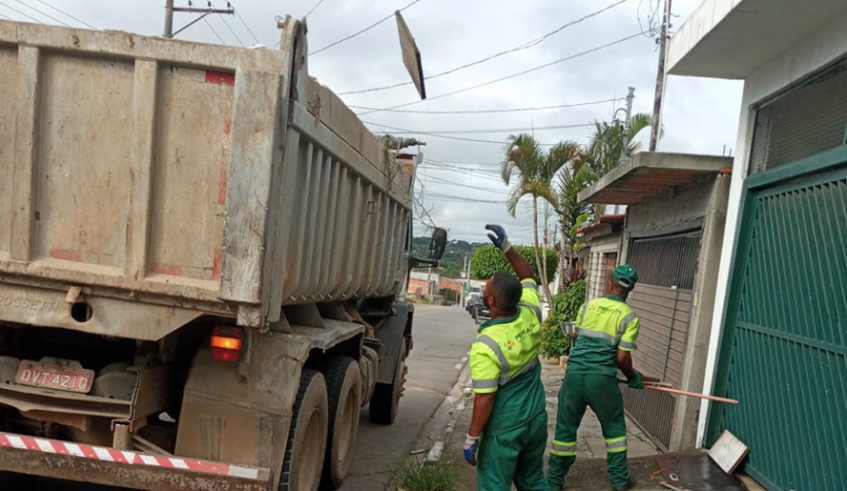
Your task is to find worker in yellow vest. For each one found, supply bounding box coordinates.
[463,225,547,491]
[547,265,643,491]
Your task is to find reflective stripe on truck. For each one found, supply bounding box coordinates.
[0,431,271,490]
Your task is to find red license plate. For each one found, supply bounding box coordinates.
[15,360,95,393]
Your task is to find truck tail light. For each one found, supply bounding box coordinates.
[211,326,243,362]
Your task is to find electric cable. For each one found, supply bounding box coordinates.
[32,0,96,29]
[310,0,422,55]
[0,0,42,23]
[358,32,647,115]
[349,98,621,115]
[339,0,630,95]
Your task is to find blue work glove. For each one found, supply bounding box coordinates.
[628,371,644,390]
[485,224,512,253]
[463,434,479,466]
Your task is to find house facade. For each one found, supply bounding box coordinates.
[667,1,847,489]
[579,152,732,452]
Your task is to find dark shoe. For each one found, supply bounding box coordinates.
[612,475,636,491]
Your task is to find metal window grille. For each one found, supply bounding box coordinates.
[749,59,847,174]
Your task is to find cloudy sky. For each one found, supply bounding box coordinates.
[0,0,742,244]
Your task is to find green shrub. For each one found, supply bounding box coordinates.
[471,245,557,280]
[538,280,587,358]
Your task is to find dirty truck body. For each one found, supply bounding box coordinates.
[0,18,419,491]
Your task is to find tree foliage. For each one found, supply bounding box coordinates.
[539,280,587,358]
[470,245,557,281]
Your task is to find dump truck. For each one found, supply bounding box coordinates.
[0,16,445,491]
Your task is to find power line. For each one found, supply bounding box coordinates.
[211,2,244,47]
[31,0,96,29]
[0,11,9,19]
[310,0,422,56]
[305,0,327,17]
[0,0,42,23]
[231,3,260,44]
[13,0,69,26]
[339,0,630,96]
[358,31,647,115]
[203,17,226,45]
[349,98,621,115]
[367,120,595,135]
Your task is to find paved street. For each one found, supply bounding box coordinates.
[11,304,475,491]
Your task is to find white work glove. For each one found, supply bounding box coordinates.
[463,434,479,466]
[485,224,512,253]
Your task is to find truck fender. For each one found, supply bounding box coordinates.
[174,330,312,491]
[373,303,413,385]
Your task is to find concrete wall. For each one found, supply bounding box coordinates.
[694,7,847,447]
[621,172,731,451]
[585,233,621,301]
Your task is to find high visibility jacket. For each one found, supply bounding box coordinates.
[469,279,546,435]
[566,294,640,377]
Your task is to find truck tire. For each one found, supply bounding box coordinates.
[369,343,407,425]
[279,369,328,491]
[320,357,362,490]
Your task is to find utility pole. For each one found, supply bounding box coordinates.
[164,0,235,39]
[649,0,672,152]
[611,86,635,215]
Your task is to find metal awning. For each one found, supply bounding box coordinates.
[667,0,847,79]
[577,152,731,205]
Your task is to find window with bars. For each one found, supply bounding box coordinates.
[749,59,847,174]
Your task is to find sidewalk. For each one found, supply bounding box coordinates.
[444,359,668,490]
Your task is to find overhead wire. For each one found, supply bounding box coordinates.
[13,0,69,26]
[305,0,327,18]
[203,17,227,45]
[339,0,630,96]
[358,31,648,115]
[0,11,8,19]
[210,2,245,47]
[349,98,622,115]
[310,0,422,56]
[367,121,596,135]
[0,0,42,23]
[31,0,96,29]
[231,2,260,44]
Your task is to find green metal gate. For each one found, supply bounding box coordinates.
[708,146,847,491]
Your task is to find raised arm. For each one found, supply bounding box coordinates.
[485,224,535,281]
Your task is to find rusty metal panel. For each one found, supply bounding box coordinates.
[0,46,16,258]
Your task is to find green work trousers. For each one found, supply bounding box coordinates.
[477,410,548,491]
[547,373,631,490]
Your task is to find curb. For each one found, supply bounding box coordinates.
[414,363,472,463]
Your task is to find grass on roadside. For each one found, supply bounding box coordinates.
[392,458,459,491]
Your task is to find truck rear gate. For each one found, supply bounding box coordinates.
[0,431,271,490]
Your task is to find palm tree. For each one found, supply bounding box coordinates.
[501,134,573,305]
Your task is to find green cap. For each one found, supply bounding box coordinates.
[613,265,639,290]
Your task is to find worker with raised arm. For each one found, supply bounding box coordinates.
[463,224,548,491]
[547,265,643,491]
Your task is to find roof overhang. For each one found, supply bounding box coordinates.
[578,153,731,205]
[667,0,847,79]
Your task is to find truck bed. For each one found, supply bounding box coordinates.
[0,20,414,338]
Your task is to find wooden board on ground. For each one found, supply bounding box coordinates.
[709,430,749,475]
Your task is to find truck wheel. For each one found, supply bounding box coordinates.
[369,343,407,425]
[279,369,328,491]
[320,357,362,490]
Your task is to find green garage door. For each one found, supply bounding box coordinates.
[709,147,847,491]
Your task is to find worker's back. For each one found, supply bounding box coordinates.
[567,295,639,377]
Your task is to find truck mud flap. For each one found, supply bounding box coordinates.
[0,431,271,491]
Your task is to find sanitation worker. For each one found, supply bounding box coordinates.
[547,265,642,491]
[463,224,547,491]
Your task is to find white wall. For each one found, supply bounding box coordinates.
[694,8,847,447]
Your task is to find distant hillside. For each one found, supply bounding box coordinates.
[412,236,486,279]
